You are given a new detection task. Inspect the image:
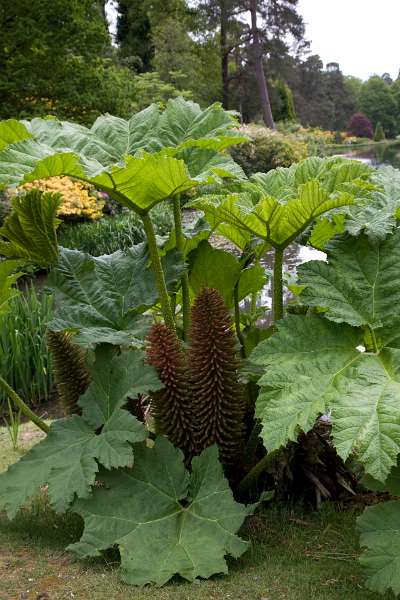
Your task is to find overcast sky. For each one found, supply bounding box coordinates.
[298,0,400,80]
[106,0,399,81]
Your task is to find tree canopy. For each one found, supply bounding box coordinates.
[1,0,400,135]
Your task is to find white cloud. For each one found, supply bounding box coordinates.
[298,0,400,80]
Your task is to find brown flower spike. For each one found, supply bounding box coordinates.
[146,323,194,461]
[189,288,245,469]
[46,330,90,415]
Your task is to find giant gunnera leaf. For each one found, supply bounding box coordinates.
[0,189,61,267]
[357,462,400,595]
[69,438,253,586]
[0,259,24,317]
[0,346,162,517]
[358,501,400,596]
[298,230,400,328]
[344,165,400,241]
[47,244,184,347]
[251,229,400,482]
[0,119,32,150]
[190,177,355,249]
[0,99,246,214]
[190,157,375,252]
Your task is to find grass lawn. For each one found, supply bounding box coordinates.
[0,423,395,600]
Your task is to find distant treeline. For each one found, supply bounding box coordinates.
[1,0,399,135]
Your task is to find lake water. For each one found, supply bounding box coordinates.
[333,140,400,168]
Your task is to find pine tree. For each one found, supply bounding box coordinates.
[374,121,386,142]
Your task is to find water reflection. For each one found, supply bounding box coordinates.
[334,140,400,169]
[245,244,326,323]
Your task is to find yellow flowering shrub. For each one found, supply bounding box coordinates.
[19,177,104,221]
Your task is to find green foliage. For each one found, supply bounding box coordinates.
[0,98,256,588]
[0,98,247,332]
[189,241,240,305]
[46,331,90,416]
[191,156,369,321]
[0,190,61,267]
[189,288,245,469]
[152,16,221,107]
[116,0,154,72]
[363,461,400,496]
[251,230,400,483]
[0,99,246,214]
[0,120,32,150]
[373,122,386,142]
[230,128,308,176]
[59,207,172,256]
[0,345,161,518]
[0,286,53,406]
[5,98,391,591]
[359,76,398,137]
[289,57,357,131]
[4,398,21,451]
[192,158,362,248]
[162,217,212,256]
[271,80,297,122]
[131,72,192,111]
[116,0,220,107]
[0,0,136,123]
[69,439,252,585]
[298,233,400,328]
[358,501,400,596]
[345,193,399,241]
[47,244,185,347]
[344,75,363,106]
[309,213,346,249]
[188,240,266,307]
[331,166,400,242]
[59,214,146,256]
[0,260,23,318]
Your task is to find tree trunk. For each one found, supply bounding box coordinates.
[249,0,275,129]
[220,0,230,109]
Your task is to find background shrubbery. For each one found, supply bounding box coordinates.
[230,125,308,175]
[347,112,374,139]
[229,123,351,175]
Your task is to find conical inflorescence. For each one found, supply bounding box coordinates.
[189,288,246,469]
[146,323,194,461]
[47,330,90,415]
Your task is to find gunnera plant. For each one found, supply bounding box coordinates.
[46,330,90,415]
[146,323,194,462]
[189,288,246,471]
